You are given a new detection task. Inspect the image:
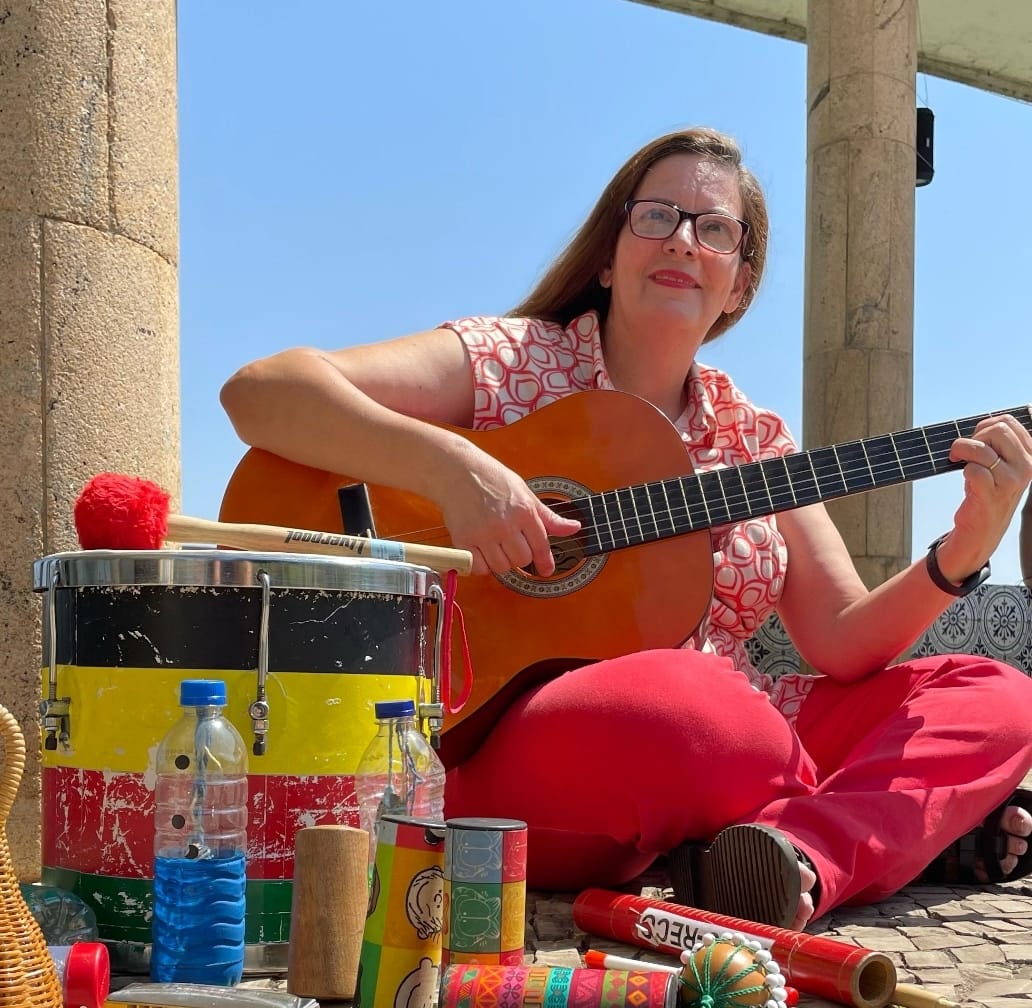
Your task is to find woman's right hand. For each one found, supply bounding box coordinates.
[222,330,582,576]
[432,439,581,577]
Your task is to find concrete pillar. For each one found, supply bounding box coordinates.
[0,0,179,879]
[803,0,918,588]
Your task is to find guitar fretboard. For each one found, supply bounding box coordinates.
[573,406,1032,555]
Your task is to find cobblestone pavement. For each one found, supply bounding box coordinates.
[235,779,1032,1007]
[522,775,1032,1007]
[523,876,1032,1007]
[237,875,1032,1007]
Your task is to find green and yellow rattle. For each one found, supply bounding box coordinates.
[678,932,792,1008]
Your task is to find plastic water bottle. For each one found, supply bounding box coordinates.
[20,883,98,944]
[49,943,110,1008]
[151,678,248,986]
[354,699,446,875]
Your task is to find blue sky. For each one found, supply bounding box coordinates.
[177,0,1031,583]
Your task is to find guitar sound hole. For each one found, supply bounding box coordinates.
[524,539,582,579]
[521,494,586,578]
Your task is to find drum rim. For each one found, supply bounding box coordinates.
[32,549,439,596]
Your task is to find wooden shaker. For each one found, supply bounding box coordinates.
[287,824,369,1000]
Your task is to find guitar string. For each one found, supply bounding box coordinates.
[571,427,964,548]
[367,439,951,550]
[569,408,1032,549]
[595,441,949,532]
[363,407,1032,553]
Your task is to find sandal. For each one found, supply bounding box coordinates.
[918,787,1032,885]
[666,823,802,928]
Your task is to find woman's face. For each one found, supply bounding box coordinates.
[600,153,752,346]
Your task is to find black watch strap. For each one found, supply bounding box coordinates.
[926,534,991,597]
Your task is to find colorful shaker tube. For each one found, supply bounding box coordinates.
[357,815,447,1008]
[440,963,679,1008]
[443,817,528,966]
[572,889,897,1008]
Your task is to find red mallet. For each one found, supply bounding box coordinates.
[75,472,171,550]
[72,472,474,575]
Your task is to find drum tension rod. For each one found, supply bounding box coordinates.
[40,567,71,751]
[249,570,273,757]
[420,582,447,750]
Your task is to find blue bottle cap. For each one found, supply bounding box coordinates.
[374,699,415,718]
[179,679,227,707]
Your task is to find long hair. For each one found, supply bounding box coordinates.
[510,128,768,343]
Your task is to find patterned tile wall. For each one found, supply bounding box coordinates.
[744,584,1032,679]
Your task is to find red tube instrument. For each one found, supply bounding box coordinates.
[573,889,896,1008]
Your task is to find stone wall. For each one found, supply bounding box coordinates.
[746,584,1032,678]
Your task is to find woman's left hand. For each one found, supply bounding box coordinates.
[940,411,1032,580]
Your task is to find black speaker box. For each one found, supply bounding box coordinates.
[916,107,934,187]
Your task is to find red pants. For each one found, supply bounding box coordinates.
[444,649,1032,914]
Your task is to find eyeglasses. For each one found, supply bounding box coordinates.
[624,199,749,255]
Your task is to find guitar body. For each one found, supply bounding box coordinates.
[220,390,714,765]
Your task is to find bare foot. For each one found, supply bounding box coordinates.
[793,860,817,931]
[974,804,1032,882]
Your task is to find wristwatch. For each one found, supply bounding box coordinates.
[925,534,991,597]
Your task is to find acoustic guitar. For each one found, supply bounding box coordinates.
[220,389,1032,766]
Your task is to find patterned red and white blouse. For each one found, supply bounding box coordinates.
[443,310,813,719]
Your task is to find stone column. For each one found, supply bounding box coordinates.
[803,0,918,587]
[0,0,179,879]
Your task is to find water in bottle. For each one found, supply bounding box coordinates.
[151,678,248,986]
[354,699,446,874]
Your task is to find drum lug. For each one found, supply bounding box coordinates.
[249,699,270,756]
[419,700,444,750]
[38,697,71,751]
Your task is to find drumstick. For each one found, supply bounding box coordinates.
[168,512,473,573]
[891,984,961,1008]
[73,472,474,575]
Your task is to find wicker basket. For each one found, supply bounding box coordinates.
[0,703,62,1006]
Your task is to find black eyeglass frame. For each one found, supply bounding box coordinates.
[624,199,750,255]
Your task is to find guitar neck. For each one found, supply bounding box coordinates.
[575,406,1032,555]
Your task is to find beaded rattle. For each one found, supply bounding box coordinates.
[678,931,792,1008]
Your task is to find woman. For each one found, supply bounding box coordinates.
[221,128,1032,931]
